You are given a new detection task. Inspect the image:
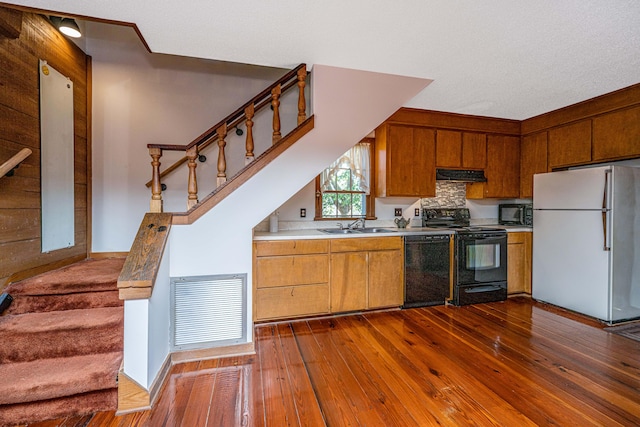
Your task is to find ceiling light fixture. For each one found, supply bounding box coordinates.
[50,16,82,38]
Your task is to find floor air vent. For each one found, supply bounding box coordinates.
[171,274,246,351]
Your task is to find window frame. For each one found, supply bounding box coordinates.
[314,137,376,221]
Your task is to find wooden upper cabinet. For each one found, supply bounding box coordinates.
[376,124,436,197]
[520,131,548,198]
[436,130,462,167]
[436,130,486,169]
[462,132,487,169]
[548,120,592,169]
[483,135,520,198]
[592,106,640,162]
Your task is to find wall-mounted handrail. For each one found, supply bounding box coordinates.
[0,148,32,179]
[145,63,308,213]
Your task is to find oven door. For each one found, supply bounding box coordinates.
[456,232,507,285]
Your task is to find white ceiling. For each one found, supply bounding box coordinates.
[8,0,640,120]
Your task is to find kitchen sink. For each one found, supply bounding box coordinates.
[319,227,396,234]
[356,227,396,233]
[319,229,358,234]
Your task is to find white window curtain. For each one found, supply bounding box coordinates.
[320,142,370,194]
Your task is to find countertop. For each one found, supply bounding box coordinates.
[254,225,532,241]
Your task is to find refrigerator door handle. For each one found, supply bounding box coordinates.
[602,169,612,251]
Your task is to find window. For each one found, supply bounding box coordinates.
[315,138,376,220]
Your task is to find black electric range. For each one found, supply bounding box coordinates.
[418,208,508,306]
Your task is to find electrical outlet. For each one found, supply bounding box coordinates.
[394,208,402,217]
[300,208,306,218]
[414,208,420,217]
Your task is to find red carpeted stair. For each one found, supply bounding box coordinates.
[0,258,125,426]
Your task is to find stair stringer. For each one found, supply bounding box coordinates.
[166,65,431,336]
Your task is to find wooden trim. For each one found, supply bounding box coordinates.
[172,116,314,225]
[116,371,150,414]
[170,342,255,364]
[117,213,172,299]
[0,2,152,52]
[90,252,128,259]
[86,55,93,259]
[522,83,640,135]
[3,254,86,290]
[386,108,521,136]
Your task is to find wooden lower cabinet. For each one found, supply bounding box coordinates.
[255,237,403,321]
[256,284,329,320]
[330,237,404,312]
[507,232,532,295]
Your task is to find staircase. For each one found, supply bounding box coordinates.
[0,258,125,426]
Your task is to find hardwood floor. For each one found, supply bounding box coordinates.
[28,298,640,426]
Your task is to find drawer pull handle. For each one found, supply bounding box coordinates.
[291,289,294,296]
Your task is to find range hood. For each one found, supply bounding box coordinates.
[436,169,487,183]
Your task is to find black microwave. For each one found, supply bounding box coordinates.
[498,203,533,226]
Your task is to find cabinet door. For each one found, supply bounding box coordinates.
[462,132,487,169]
[330,252,367,312]
[548,120,591,169]
[484,135,520,198]
[385,125,435,197]
[520,132,548,198]
[436,130,462,168]
[592,106,640,161]
[507,232,532,295]
[368,250,403,308]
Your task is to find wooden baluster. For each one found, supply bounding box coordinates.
[244,104,255,165]
[216,124,228,187]
[186,146,199,209]
[297,67,307,125]
[149,147,163,213]
[271,85,281,144]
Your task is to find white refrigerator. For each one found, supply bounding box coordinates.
[532,165,640,323]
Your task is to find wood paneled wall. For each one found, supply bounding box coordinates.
[0,6,89,286]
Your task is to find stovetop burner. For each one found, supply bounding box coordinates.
[422,207,470,228]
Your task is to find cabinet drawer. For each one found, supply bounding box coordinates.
[255,239,329,256]
[255,284,329,320]
[256,254,328,288]
[331,236,403,252]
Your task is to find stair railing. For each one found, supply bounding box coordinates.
[0,148,32,179]
[146,64,308,213]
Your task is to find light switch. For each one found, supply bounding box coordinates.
[300,208,306,218]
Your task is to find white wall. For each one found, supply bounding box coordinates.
[87,21,289,252]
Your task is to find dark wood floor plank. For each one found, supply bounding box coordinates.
[179,358,219,427]
[289,320,363,426]
[359,310,538,426]
[465,303,640,424]
[275,323,326,427]
[35,299,640,427]
[320,317,439,426]
[255,324,299,426]
[419,305,624,426]
[301,319,394,426]
[336,314,487,426]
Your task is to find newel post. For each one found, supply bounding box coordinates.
[216,123,228,187]
[271,85,282,144]
[149,147,163,213]
[297,67,307,125]
[244,104,255,165]
[186,146,199,209]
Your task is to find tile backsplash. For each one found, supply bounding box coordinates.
[420,181,466,208]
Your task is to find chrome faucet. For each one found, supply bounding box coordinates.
[348,218,365,229]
